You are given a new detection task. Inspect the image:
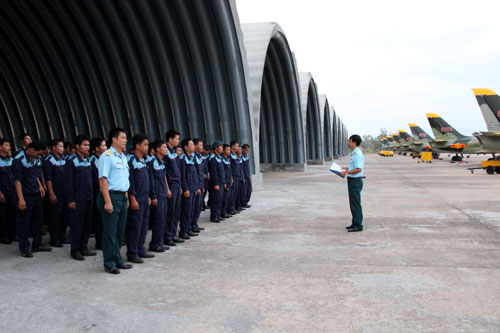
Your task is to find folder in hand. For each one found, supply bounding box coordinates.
[329,162,346,178]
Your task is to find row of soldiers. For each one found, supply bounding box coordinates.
[0,130,252,273]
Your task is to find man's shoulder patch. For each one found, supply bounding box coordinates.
[106,150,112,156]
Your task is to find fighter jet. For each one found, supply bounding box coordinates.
[408,123,434,153]
[426,113,487,160]
[392,132,402,152]
[397,130,414,154]
[471,88,500,153]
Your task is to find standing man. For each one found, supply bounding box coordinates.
[89,137,107,250]
[241,144,252,209]
[13,142,51,257]
[126,134,155,263]
[178,138,198,239]
[65,135,95,260]
[191,139,206,233]
[43,139,67,248]
[97,128,131,274]
[208,141,225,223]
[164,129,183,246]
[229,141,241,214]
[0,138,17,244]
[148,140,170,253]
[340,135,365,232]
[221,144,232,219]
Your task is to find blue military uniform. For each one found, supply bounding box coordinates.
[236,155,245,210]
[241,153,252,207]
[147,155,167,251]
[208,152,225,221]
[202,153,209,209]
[127,153,154,259]
[64,153,93,257]
[13,150,44,254]
[229,152,241,213]
[191,152,205,231]
[96,146,130,270]
[89,154,103,249]
[164,146,181,243]
[0,155,17,243]
[179,152,197,236]
[43,153,67,246]
[222,155,232,217]
[347,147,365,229]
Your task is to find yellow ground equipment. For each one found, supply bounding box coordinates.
[420,152,432,163]
[467,159,500,174]
[378,150,394,157]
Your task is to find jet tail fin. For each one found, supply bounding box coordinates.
[408,123,433,141]
[426,113,466,140]
[473,88,500,133]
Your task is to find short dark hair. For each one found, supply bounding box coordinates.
[152,140,166,151]
[27,141,45,151]
[192,138,202,145]
[181,138,192,150]
[223,144,230,150]
[18,133,30,142]
[349,134,362,146]
[50,139,63,148]
[230,140,239,147]
[64,141,73,150]
[90,137,105,154]
[165,129,180,140]
[0,138,10,146]
[242,144,250,149]
[108,127,126,144]
[74,134,90,146]
[132,134,148,149]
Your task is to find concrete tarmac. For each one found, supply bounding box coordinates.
[0,154,499,332]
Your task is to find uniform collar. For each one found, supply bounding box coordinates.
[110,146,124,157]
[75,152,88,162]
[133,152,145,162]
[351,147,360,155]
[51,153,62,161]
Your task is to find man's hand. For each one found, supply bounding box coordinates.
[167,189,172,199]
[184,190,190,198]
[68,202,76,210]
[0,192,5,204]
[195,189,201,195]
[18,199,26,211]
[339,171,347,177]
[151,199,158,206]
[104,201,113,213]
[49,193,57,205]
[39,186,45,198]
[224,184,227,190]
[214,185,220,191]
[130,199,139,210]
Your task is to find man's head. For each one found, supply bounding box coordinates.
[74,135,90,157]
[90,137,107,157]
[108,127,127,152]
[242,144,250,156]
[132,134,149,157]
[181,138,195,155]
[176,146,183,157]
[18,133,32,149]
[166,129,180,148]
[193,138,204,154]
[50,139,64,157]
[25,141,45,159]
[153,140,167,158]
[222,144,230,157]
[0,138,11,156]
[348,134,362,150]
[230,140,239,153]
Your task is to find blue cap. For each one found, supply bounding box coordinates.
[212,140,224,149]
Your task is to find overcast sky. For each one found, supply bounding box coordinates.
[236,0,500,137]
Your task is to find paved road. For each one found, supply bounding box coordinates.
[0,154,499,332]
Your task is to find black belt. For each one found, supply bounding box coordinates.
[109,190,127,195]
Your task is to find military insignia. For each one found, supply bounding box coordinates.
[106,150,112,156]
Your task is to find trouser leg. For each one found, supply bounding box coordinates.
[348,178,364,227]
[149,196,166,249]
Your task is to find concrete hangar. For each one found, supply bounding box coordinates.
[0,0,348,184]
